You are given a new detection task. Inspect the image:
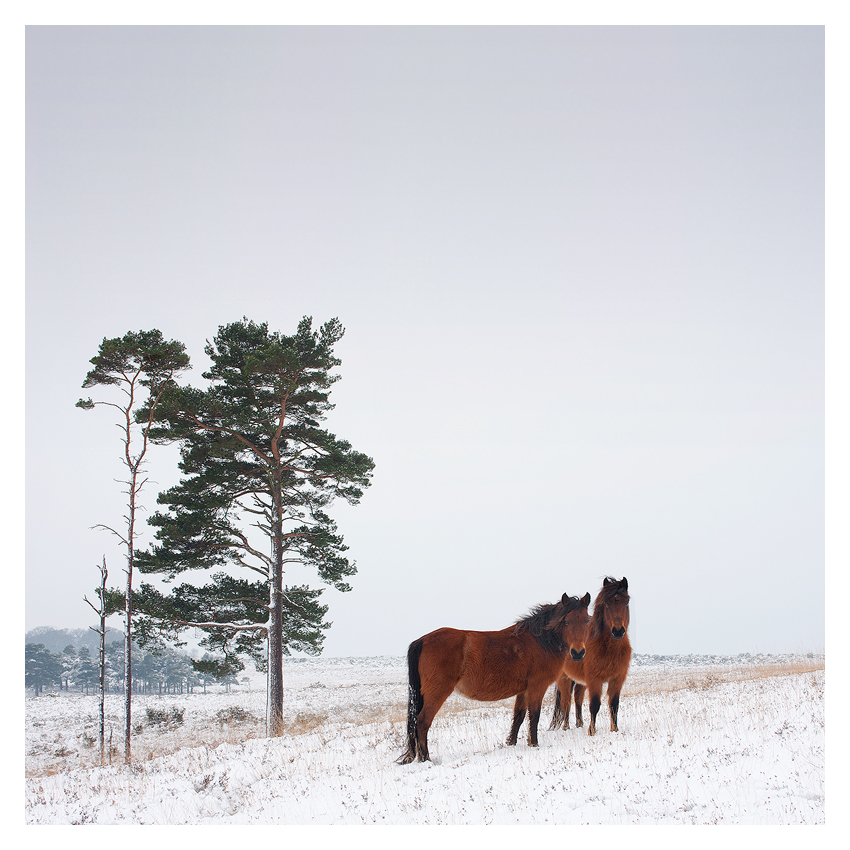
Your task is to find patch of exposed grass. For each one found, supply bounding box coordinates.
[623,658,825,697]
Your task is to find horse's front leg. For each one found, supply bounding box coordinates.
[507,692,527,746]
[526,693,544,747]
[587,683,602,736]
[608,675,626,732]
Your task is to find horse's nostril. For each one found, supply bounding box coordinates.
[611,627,625,639]
[571,648,586,661]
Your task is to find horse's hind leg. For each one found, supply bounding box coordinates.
[507,692,527,746]
[548,686,561,731]
[411,631,465,762]
[573,682,585,728]
[548,681,565,730]
[415,687,453,762]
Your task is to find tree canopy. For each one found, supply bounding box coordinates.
[135,317,374,735]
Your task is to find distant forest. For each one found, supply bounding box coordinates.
[25,627,239,697]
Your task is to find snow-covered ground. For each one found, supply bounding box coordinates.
[25,654,824,825]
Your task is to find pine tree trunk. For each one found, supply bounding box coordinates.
[267,484,285,737]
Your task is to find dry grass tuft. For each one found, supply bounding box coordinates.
[624,658,824,697]
[283,710,329,735]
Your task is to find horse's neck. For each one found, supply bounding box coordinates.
[590,611,607,641]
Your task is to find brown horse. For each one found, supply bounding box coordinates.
[397,592,592,764]
[549,577,631,736]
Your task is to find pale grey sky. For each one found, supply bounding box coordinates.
[26,26,824,656]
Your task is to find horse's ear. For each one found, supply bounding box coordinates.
[561,593,569,604]
[603,577,612,586]
[582,592,591,606]
[621,577,628,590]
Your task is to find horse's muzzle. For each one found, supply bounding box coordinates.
[611,627,626,640]
[570,647,586,661]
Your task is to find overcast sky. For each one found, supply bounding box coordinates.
[25,25,824,657]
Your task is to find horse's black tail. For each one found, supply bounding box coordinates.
[397,638,424,764]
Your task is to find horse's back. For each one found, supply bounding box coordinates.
[416,627,470,685]
[419,626,470,653]
[457,629,536,701]
[416,626,544,702]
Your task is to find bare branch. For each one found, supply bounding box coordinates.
[91,523,129,546]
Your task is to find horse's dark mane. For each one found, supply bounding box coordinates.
[515,595,586,654]
[590,577,629,639]
[595,577,629,607]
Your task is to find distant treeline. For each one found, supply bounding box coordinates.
[25,628,239,697]
[26,626,123,656]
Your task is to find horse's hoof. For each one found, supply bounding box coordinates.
[396,753,414,765]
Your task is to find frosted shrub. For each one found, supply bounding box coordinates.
[215,706,256,726]
[145,706,184,728]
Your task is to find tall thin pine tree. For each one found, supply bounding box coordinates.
[77,330,190,763]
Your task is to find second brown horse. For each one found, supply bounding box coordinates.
[549,576,631,735]
[397,592,592,764]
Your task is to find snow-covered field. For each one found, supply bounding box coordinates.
[25,654,824,825]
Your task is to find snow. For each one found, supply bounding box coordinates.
[25,654,824,826]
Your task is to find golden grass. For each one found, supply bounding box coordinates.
[622,657,825,697]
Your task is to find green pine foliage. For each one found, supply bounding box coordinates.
[75,646,99,694]
[133,317,374,732]
[76,330,190,410]
[26,643,64,695]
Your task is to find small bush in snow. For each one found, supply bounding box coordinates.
[216,706,256,726]
[145,707,184,728]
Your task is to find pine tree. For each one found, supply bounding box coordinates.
[194,653,231,693]
[135,317,374,735]
[60,645,77,691]
[25,644,63,695]
[77,330,190,763]
[76,646,98,694]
